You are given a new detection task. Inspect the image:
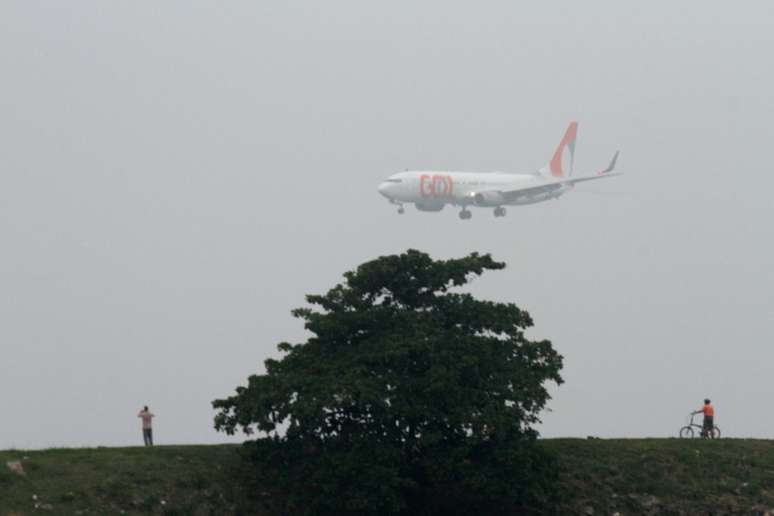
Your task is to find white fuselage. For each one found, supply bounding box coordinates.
[378,171,571,212]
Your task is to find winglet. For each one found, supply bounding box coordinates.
[598,150,619,175]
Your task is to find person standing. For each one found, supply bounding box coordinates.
[138,406,155,446]
[692,398,715,438]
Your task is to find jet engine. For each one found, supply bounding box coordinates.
[414,200,445,212]
[471,191,506,207]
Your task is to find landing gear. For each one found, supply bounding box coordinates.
[388,199,405,215]
[458,209,472,220]
[493,207,507,218]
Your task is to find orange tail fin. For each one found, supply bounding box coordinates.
[549,121,578,178]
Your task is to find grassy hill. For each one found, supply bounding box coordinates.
[3,439,774,515]
[0,445,258,515]
[551,438,774,515]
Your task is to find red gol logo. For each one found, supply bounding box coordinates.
[420,175,454,198]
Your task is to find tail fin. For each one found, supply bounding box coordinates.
[548,121,578,178]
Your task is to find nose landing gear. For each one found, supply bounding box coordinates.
[493,207,506,218]
[388,200,405,214]
[458,209,472,220]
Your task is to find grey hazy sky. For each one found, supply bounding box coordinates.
[2,1,773,448]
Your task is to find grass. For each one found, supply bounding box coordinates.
[0,445,260,515]
[548,438,774,514]
[3,440,774,514]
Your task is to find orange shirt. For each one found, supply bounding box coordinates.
[702,404,714,417]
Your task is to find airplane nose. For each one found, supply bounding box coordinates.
[378,182,391,198]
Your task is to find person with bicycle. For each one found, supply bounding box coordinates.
[692,398,715,438]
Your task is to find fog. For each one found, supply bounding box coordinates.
[1,1,773,448]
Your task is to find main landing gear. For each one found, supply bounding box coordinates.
[458,209,472,220]
[493,206,506,218]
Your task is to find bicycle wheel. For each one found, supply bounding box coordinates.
[679,426,694,438]
[711,426,721,438]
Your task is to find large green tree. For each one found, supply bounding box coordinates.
[213,250,563,515]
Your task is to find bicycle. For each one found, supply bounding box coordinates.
[679,413,720,438]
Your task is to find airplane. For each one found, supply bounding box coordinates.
[377,122,620,219]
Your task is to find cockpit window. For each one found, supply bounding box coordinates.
[385,178,403,183]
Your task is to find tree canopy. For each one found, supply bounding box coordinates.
[213,250,563,515]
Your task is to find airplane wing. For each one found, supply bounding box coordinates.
[501,151,620,200]
[562,150,619,185]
